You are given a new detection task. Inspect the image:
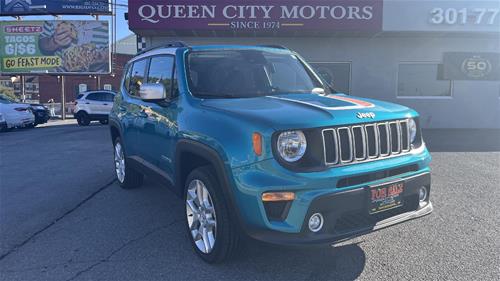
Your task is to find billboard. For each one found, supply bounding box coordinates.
[443,52,500,81]
[0,0,111,16]
[128,0,383,35]
[0,20,110,74]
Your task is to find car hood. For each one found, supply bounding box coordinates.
[200,93,416,130]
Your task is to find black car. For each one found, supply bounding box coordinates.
[29,104,50,126]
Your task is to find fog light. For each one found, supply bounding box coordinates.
[419,187,428,202]
[308,213,324,233]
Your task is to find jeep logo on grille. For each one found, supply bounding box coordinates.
[357,112,376,119]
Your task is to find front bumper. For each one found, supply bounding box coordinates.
[247,172,432,245]
[34,111,50,124]
[230,147,432,245]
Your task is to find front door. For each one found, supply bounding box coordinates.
[120,58,149,157]
[135,55,177,176]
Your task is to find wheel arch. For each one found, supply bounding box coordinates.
[175,139,243,227]
[109,119,123,146]
[74,110,88,118]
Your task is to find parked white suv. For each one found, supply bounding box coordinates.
[74,91,115,126]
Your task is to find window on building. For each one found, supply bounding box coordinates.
[128,59,148,96]
[79,84,88,93]
[398,63,451,97]
[147,56,175,97]
[310,62,351,94]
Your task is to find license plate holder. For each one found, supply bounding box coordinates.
[368,180,404,214]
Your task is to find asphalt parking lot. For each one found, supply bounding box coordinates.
[0,124,499,281]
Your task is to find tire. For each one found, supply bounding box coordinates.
[100,119,109,125]
[184,166,240,263]
[77,112,91,126]
[114,137,143,189]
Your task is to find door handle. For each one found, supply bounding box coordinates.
[85,102,90,104]
[103,103,108,106]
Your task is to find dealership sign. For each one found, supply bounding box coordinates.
[0,0,111,16]
[128,0,383,34]
[443,52,500,81]
[383,0,500,32]
[0,21,110,74]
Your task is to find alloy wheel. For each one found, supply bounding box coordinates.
[186,179,217,254]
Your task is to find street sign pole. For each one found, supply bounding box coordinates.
[61,76,66,120]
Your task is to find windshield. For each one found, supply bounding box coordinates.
[0,95,14,104]
[187,50,327,98]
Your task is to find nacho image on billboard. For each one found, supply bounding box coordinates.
[0,0,111,16]
[0,20,110,74]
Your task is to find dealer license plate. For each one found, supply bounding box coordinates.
[369,180,404,214]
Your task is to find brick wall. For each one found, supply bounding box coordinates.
[36,53,132,103]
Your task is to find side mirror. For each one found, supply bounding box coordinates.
[311,88,325,95]
[139,83,167,101]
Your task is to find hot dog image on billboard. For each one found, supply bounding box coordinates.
[0,20,110,74]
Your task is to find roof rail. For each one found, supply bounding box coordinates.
[258,44,289,50]
[136,41,189,55]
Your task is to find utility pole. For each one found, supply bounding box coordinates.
[20,75,26,102]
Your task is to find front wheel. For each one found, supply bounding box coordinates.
[114,138,143,189]
[185,166,240,263]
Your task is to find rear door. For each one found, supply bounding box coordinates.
[84,92,104,115]
[101,92,115,114]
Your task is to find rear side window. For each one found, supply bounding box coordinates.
[86,93,99,101]
[147,56,174,96]
[129,59,148,96]
[103,93,115,102]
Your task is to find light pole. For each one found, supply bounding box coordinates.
[9,76,24,102]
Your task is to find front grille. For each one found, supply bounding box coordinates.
[322,119,411,166]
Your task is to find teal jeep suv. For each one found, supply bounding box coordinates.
[109,42,433,263]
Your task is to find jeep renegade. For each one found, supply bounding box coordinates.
[109,43,432,263]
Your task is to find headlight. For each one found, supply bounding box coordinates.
[277,130,307,162]
[408,118,417,143]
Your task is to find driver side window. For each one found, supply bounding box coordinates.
[128,59,148,97]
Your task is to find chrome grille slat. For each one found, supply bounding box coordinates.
[322,119,413,166]
[400,120,410,152]
[378,123,390,156]
[364,124,379,158]
[337,127,353,163]
[322,129,338,165]
[352,126,367,160]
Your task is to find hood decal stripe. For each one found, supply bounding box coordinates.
[267,95,375,111]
